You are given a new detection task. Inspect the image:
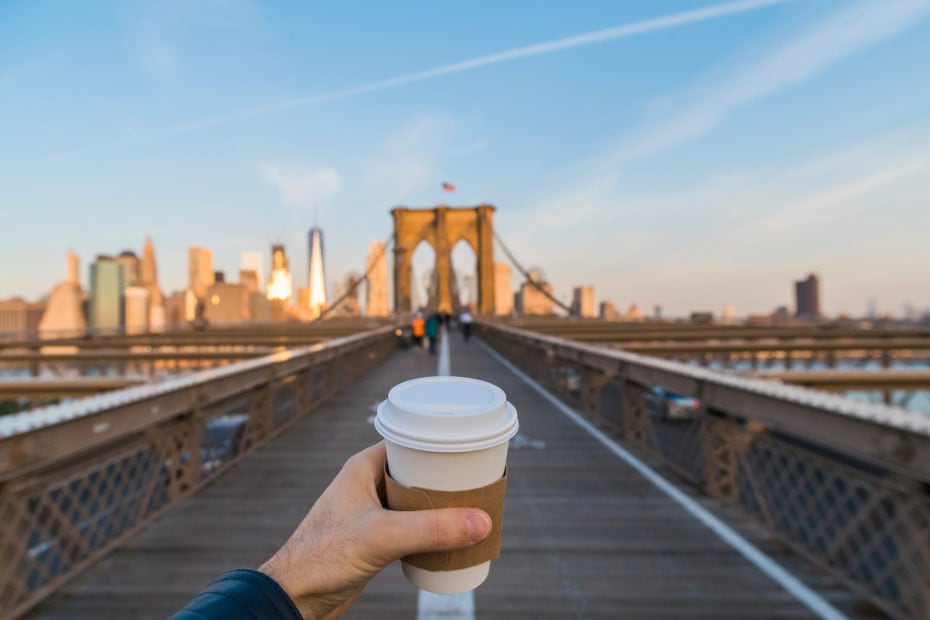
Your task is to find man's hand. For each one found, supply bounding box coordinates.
[258,442,492,619]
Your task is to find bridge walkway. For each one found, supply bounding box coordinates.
[26,332,871,619]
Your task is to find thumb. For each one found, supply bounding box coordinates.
[372,508,492,561]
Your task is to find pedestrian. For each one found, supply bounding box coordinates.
[411,314,425,349]
[460,308,473,342]
[425,313,440,355]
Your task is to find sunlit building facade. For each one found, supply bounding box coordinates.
[572,285,596,318]
[266,244,294,303]
[188,247,214,300]
[124,286,150,334]
[494,262,513,316]
[365,241,389,317]
[307,227,327,319]
[39,251,87,338]
[140,236,165,330]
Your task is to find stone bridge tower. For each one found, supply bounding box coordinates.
[392,205,496,315]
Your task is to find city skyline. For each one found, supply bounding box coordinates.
[3,1,930,316]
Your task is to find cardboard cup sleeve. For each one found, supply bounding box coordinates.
[384,465,507,571]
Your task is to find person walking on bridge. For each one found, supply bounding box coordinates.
[460,308,473,342]
[411,314,425,349]
[425,313,440,355]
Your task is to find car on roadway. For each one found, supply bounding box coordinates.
[643,386,702,422]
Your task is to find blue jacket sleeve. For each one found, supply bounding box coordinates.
[171,569,302,620]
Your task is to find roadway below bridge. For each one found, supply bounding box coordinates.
[25,332,872,619]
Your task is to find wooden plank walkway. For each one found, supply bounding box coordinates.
[26,332,876,619]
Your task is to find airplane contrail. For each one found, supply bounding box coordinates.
[58,0,789,157]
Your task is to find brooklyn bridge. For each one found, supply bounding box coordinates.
[1,207,928,620]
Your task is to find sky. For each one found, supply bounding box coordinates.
[2,0,929,318]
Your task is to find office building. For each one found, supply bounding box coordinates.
[600,300,619,320]
[0,298,45,334]
[519,280,555,316]
[240,269,260,293]
[795,273,821,318]
[89,256,124,330]
[307,227,327,319]
[572,285,596,318]
[115,251,140,287]
[139,237,164,329]
[205,281,249,324]
[249,292,271,322]
[38,252,87,338]
[164,291,186,326]
[266,244,293,303]
[494,262,513,316]
[124,286,150,334]
[188,247,214,300]
[365,241,389,317]
[240,251,265,293]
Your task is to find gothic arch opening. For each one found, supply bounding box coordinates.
[450,238,477,313]
[410,240,436,313]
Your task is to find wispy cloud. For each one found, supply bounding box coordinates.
[260,163,341,207]
[366,117,459,203]
[509,123,930,315]
[56,0,785,159]
[530,0,930,227]
[608,0,930,166]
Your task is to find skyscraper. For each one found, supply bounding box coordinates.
[571,285,596,318]
[307,227,327,319]
[365,241,389,317]
[266,244,293,302]
[39,252,87,339]
[188,247,214,300]
[115,251,140,287]
[494,262,513,316]
[124,286,150,334]
[89,256,124,330]
[240,251,265,293]
[795,273,821,318]
[140,237,164,330]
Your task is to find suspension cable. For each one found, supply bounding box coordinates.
[492,231,573,315]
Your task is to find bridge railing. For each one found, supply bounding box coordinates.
[0,326,398,619]
[479,321,930,620]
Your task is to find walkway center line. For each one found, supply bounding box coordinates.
[417,327,476,620]
[477,339,848,620]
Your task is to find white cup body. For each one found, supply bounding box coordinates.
[385,440,510,594]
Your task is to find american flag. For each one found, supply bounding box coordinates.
[442,182,455,192]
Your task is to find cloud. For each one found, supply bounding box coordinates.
[366,117,458,203]
[528,0,930,228]
[498,121,930,316]
[260,164,341,207]
[57,0,786,158]
[609,0,930,166]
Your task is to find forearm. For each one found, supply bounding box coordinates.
[171,569,302,620]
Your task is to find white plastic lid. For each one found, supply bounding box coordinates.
[374,376,519,452]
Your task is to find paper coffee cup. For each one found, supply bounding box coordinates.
[374,376,519,594]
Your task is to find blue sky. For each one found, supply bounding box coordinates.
[2,0,929,317]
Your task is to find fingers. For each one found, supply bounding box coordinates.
[341,442,386,483]
[370,507,492,562]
